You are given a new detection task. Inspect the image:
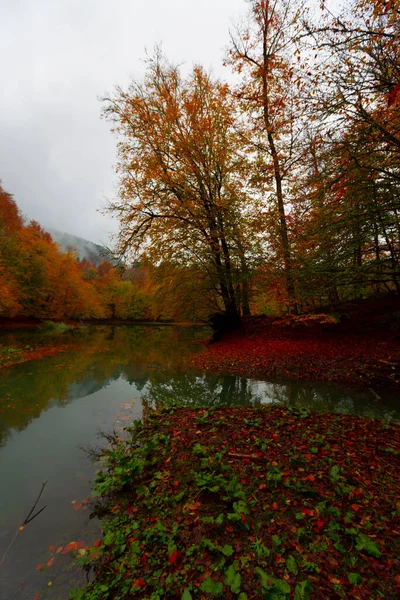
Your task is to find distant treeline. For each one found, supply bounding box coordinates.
[0,183,215,322]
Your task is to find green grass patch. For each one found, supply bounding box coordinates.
[71,406,400,599]
[0,345,24,367]
[38,320,76,334]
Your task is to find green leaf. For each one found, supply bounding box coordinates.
[286,555,298,575]
[356,533,381,558]
[254,567,271,588]
[254,568,290,594]
[200,579,223,596]
[237,594,248,600]
[294,580,312,600]
[181,590,193,600]
[221,544,234,556]
[330,465,340,483]
[103,531,114,546]
[348,573,362,586]
[225,564,242,593]
[231,573,241,594]
[215,513,224,525]
[225,564,237,585]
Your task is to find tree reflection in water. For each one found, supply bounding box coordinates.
[0,325,398,449]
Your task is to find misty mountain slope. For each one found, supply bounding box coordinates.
[47,228,111,266]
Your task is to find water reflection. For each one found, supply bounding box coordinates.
[1,325,398,451]
[0,325,206,447]
[143,372,399,420]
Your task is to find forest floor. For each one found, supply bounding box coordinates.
[191,295,400,390]
[70,405,400,600]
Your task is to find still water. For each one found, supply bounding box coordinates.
[0,325,398,600]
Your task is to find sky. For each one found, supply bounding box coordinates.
[0,0,247,245]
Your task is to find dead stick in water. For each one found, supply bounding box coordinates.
[0,481,48,569]
[23,481,47,524]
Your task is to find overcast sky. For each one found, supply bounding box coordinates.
[0,0,247,245]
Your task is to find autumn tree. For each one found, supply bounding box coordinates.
[102,52,255,326]
[227,0,309,313]
[0,182,23,316]
[292,0,400,302]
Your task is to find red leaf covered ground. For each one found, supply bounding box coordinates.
[77,406,400,599]
[190,318,400,389]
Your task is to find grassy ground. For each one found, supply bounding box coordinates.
[71,406,400,600]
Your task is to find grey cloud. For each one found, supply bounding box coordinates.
[0,0,246,245]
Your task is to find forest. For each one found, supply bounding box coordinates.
[1,0,399,325]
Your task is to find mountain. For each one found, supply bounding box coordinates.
[47,228,110,266]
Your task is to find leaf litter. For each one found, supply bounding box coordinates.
[70,406,400,599]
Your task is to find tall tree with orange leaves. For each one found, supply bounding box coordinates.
[227,0,309,313]
[102,52,254,326]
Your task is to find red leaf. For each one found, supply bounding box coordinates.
[61,541,86,554]
[132,578,146,588]
[168,551,181,564]
[93,539,102,547]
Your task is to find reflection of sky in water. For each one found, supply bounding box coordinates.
[0,324,399,600]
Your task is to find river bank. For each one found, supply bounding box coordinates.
[71,405,400,600]
[191,314,400,390]
[0,342,72,369]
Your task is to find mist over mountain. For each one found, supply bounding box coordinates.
[48,228,111,266]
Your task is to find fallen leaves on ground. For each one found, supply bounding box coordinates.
[74,406,400,599]
[190,325,400,388]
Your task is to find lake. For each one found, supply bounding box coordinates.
[0,324,398,600]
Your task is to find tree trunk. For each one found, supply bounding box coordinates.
[261,13,297,314]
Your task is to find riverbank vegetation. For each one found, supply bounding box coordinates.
[71,406,400,599]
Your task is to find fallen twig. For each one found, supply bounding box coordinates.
[23,481,47,525]
[0,481,48,569]
[369,388,382,401]
[228,452,266,461]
